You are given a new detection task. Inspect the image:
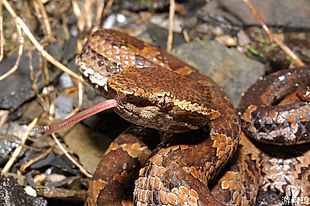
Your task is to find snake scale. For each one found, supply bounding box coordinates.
[75,29,310,205]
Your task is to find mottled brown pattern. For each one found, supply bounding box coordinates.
[79,29,309,206]
[77,29,241,205]
[239,67,310,205]
[108,66,222,132]
[211,132,262,206]
[239,67,310,145]
[259,147,310,205]
[86,128,153,206]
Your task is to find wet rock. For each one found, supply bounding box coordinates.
[113,0,169,11]
[0,134,19,163]
[144,25,186,49]
[0,52,59,111]
[172,40,265,106]
[0,175,47,206]
[0,122,27,163]
[26,151,79,175]
[55,95,74,119]
[0,27,77,112]
[202,0,310,29]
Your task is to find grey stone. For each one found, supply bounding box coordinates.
[173,40,265,106]
[0,176,47,206]
[55,95,74,119]
[0,32,77,111]
[203,0,310,29]
[64,124,112,173]
[0,52,59,110]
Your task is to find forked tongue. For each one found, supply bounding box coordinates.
[43,99,118,136]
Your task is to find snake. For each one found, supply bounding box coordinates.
[238,67,310,205]
[74,28,310,205]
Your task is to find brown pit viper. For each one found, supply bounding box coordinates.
[71,29,309,205]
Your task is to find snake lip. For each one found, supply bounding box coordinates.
[77,61,109,91]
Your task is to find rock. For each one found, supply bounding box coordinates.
[0,133,19,163]
[0,30,77,111]
[202,0,310,29]
[20,100,43,122]
[0,122,26,163]
[143,25,186,50]
[0,52,59,111]
[0,175,47,206]
[237,30,251,47]
[63,110,130,173]
[55,95,74,119]
[113,0,169,11]
[63,124,112,173]
[172,40,265,106]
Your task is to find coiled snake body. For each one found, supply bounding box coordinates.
[76,29,310,205]
[239,67,310,205]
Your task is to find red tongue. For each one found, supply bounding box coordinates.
[43,99,118,136]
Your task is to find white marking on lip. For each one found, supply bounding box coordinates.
[79,63,95,78]
[89,72,108,87]
[82,67,94,77]
[78,60,110,92]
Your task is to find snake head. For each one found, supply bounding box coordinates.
[76,29,221,133]
[76,29,155,98]
[105,66,220,133]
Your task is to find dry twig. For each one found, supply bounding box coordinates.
[51,133,92,178]
[1,0,84,82]
[0,16,3,62]
[33,0,53,41]
[72,0,81,26]
[2,118,38,174]
[75,0,113,32]
[242,0,305,67]
[20,147,52,173]
[166,0,175,52]
[182,29,190,43]
[0,22,24,81]
[95,0,105,27]
[0,110,9,127]
[101,0,114,26]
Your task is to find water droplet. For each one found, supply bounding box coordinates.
[278,75,285,81]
